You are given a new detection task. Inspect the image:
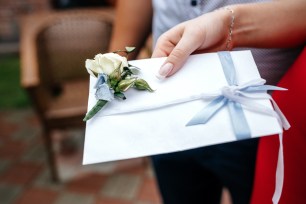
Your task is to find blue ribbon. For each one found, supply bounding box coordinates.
[94,74,114,101]
[186,51,286,140]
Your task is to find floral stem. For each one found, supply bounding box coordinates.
[83,100,108,121]
[113,50,129,57]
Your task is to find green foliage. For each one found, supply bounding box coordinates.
[83,99,108,121]
[125,46,136,53]
[84,47,153,121]
[0,55,30,109]
[134,79,154,92]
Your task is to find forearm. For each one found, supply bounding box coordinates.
[232,0,306,48]
[109,0,153,59]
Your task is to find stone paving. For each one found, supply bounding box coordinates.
[0,108,162,204]
[0,108,232,204]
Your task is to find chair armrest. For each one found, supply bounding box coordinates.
[20,14,42,88]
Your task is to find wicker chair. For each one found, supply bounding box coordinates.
[20,8,114,182]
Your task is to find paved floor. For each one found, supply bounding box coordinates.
[0,108,163,204]
[0,108,231,204]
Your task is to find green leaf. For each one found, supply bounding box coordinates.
[114,92,126,100]
[127,65,140,74]
[121,67,133,79]
[83,100,108,121]
[125,47,136,53]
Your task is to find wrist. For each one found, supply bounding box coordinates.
[214,6,236,50]
[223,7,235,50]
[229,4,264,48]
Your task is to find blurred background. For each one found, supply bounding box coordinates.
[0,0,230,203]
[0,1,161,204]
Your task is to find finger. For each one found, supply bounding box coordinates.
[151,23,185,58]
[157,28,202,79]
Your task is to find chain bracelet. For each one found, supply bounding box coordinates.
[223,7,235,50]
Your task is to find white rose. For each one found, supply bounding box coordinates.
[85,53,129,77]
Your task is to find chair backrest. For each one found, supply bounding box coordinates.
[35,9,113,93]
[20,9,114,117]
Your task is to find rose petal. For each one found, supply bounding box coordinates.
[98,56,116,75]
[85,59,97,77]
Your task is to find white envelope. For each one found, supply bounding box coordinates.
[83,51,282,165]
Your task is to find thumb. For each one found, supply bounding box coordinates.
[156,33,199,79]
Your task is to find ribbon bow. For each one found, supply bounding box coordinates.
[186,52,290,140]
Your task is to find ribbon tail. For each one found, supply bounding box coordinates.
[272,133,284,204]
[228,101,251,140]
[269,97,291,130]
[260,85,287,91]
[186,96,227,126]
[243,85,288,92]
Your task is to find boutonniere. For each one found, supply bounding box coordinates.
[83,47,153,121]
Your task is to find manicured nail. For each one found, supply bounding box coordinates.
[156,63,173,80]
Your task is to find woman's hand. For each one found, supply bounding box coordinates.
[152,9,231,79]
[152,0,306,79]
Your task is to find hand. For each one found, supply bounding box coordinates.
[152,9,231,79]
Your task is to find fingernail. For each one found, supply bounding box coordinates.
[156,63,173,80]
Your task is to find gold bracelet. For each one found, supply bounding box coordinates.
[223,7,235,50]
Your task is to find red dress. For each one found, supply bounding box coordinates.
[251,46,306,204]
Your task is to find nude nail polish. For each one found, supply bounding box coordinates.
[156,63,173,80]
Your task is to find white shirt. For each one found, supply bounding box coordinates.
[152,0,303,85]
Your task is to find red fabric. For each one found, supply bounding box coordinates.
[251,47,306,204]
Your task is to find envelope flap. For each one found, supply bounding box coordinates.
[88,51,261,116]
